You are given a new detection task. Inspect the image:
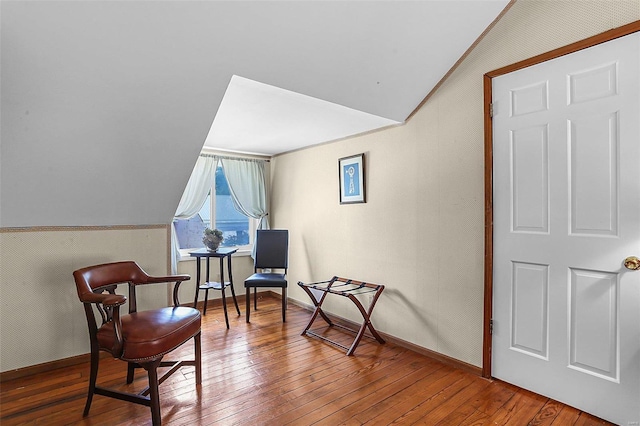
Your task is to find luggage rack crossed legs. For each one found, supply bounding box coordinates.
[298,276,385,355]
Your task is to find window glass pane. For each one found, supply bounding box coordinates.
[173,193,210,249]
[215,166,249,247]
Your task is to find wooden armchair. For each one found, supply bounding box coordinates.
[73,261,201,425]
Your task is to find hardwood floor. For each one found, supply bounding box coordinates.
[1,295,613,425]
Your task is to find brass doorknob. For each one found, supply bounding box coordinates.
[624,256,640,270]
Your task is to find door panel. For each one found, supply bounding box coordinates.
[492,32,640,426]
[511,125,549,233]
[511,262,549,359]
[568,268,618,380]
[569,112,618,235]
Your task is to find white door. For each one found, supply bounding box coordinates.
[492,32,640,425]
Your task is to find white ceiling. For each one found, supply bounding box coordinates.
[205,75,400,155]
[202,1,510,156]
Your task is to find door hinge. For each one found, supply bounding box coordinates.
[489,319,494,335]
[489,103,494,118]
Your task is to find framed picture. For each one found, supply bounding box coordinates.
[338,153,366,204]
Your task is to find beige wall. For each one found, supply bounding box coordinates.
[271,0,640,367]
[0,227,257,373]
[0,227,170,372]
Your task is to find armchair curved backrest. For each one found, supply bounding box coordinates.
[74,261,148,295]
[74,260,190,314]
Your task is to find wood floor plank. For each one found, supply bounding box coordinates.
[484,387,549,425]
[411,376,493,424]
[550,405,582,425]
[454,409,492,426]
[285,357,443,425]
[381,374,481,424]
[231,346,402,424]
[352,365,458,424]
[315,362,447,425]
[467,380,518,416]
[527,399,565,425]
[0,295,615,426]
[573,412,612,426]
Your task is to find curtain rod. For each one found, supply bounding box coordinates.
[199,153,270,163]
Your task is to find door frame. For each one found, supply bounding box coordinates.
[482,20,640,379]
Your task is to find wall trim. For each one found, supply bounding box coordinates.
[1,353,90,382]
[0,224,168,233]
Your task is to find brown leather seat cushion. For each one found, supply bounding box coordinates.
[97,307,201,362]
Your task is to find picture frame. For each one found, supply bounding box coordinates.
[338,153,366,204]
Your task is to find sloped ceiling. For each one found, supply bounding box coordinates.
[0,1,509,227]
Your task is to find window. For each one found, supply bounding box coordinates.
[174,164,255,252]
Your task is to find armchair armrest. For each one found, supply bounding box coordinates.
[130,269,191,308]
[78,291,126,357]
[168,275,191,307]
[79,291,127,307]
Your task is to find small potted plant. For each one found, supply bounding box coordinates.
[202,228,224,251]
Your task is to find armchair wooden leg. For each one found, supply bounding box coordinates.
[194,332,202,385]
[83,347,100,417]
[126,362,136,384]
[143,359,163,426]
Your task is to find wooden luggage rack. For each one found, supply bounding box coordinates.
[298,276,385,355]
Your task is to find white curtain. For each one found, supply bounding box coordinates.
[220,158,270,257]
[174,155,217,219]
[171,155,217,273]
